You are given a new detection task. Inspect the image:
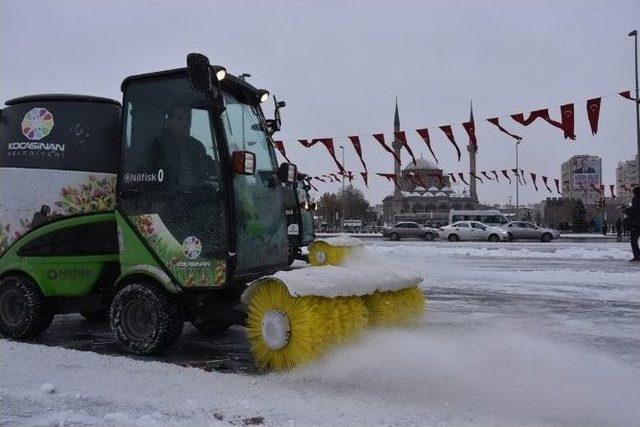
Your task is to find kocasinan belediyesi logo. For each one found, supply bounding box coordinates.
[6,107,65,156]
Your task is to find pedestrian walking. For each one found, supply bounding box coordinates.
[616,217,623,239]
[624,187,640,262]
[602,219,608,236]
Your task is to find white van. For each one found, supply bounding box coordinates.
[448,209,510,226]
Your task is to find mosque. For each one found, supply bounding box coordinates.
[382,102,481,226]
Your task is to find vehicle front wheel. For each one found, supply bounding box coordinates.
[507,232,514,242]
[541,233,553,242]
[0,274,54,339]
[447,234,460,242]
[488,234,500,242]
[390,232,400,241]
[110,282,184,355]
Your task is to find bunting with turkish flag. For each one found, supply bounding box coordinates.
[416,128,438,163]
[360,172,369,187]
[457,173,469,185]
[273,140,292,163]
[502,170,512,184]
[470,172,483,183]
[348,136,368,172]
[542,176,552,193]
[439,125,462,161]
[530,172,539,191]
[481,171,494,181]
[314,176,327,183]
[492,170,500,182]
[394,131,418,165]
[462,106,478,152]
[373,133,401,165]
[487,117,522,141]
[511,169,521,184]
[298,138,345,173]
[376,172,400,188]
[620,90,635,100]
[449,173,457,183]
[554,178,562,194]
[559,104,576,140]
[520,169,527,184]
[586,98,601,135]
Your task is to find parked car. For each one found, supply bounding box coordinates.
[502,221,561,242]
[439,221,510,242]
[383,222,439,241]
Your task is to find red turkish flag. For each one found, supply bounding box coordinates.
[491,170,500,182]
[439,125,462,161]
[481,171,493,181]
[542,176,552,193]
[462,121,478,153]
[560,103,576,140]
[416,128,438,163]
[501,170,512,184]
[273,140,292,163]
[530,172,539,191]
[394,131,417,165]
[470,172,483,183]
[586,98,601,136]
[520,169,527,184]
[373,133,401,165]
[554,178,562,194]
[298,138,344,173]
[511,109,550,126]
[458,173,469,185]
[376,172,400,188]
[314,176,327,183]
[360,172,369,187]
[619,90,635,100]
[348,136,368,172]
[449,173,457,183]
[487,117,522,141]
[511,169,521,184]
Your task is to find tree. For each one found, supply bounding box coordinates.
[317,185,371,225]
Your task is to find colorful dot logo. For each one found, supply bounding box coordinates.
[182,236,202,260]
[21,108,54,141]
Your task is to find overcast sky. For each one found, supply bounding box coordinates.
[2,0,639,205]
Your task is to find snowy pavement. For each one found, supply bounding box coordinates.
[1,240,640,426]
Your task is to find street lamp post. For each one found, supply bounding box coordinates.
[629,30,640,185]
[515,140,521,219]
[340,145,346,231]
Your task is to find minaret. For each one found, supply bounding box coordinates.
[467,101,478,201]
[392,96,402,199]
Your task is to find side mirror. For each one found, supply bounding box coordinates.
[186,53,213,92]
[232,150,256,175]
[278,162,297,183]
[266,95,286,135]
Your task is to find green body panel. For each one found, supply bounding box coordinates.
[0,213,118,297]
[114,211,181,293]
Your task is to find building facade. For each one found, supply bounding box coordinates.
[560,155,602,207]
[615,155,638,205]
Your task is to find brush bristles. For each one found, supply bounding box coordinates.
[246,280,426,371]
[307,241,353,266]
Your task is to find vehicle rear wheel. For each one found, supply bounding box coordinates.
[507,232,514,242]
[110,282,184,355]
[0,274,54,339]
[447,234,459,242]
[390,232,400,241]
[422,232,435,241]
[488,234,500,242]
[541,232,553,242]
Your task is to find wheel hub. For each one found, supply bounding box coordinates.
[0,288,26,326]
[121,300,155,339]
[315,250,327,265]
[261,310,291,350]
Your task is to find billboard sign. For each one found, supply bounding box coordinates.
[572,156,601,190]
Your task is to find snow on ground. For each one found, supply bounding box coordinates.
[2,240,640,426]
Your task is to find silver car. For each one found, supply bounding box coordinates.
[383,221,439,241]
[503,221,561,242]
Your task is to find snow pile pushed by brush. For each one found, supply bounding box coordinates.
[244,247,422,299]
[374,243,631,260]
[316,235,363,247]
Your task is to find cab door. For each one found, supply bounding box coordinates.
[220,93,287,275]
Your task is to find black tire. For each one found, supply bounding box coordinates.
[191,319,233,335]
[541,232,553,242]
[507,232,514,242]
[390,232,400,241]
[80,309,108,322]
[0,274,54,339]
[110,282,184,355]
[447,234,459,242]
[422,232,435,241]
[488,234,500,242]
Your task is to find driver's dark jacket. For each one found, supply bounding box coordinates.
[149,128,209,193]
